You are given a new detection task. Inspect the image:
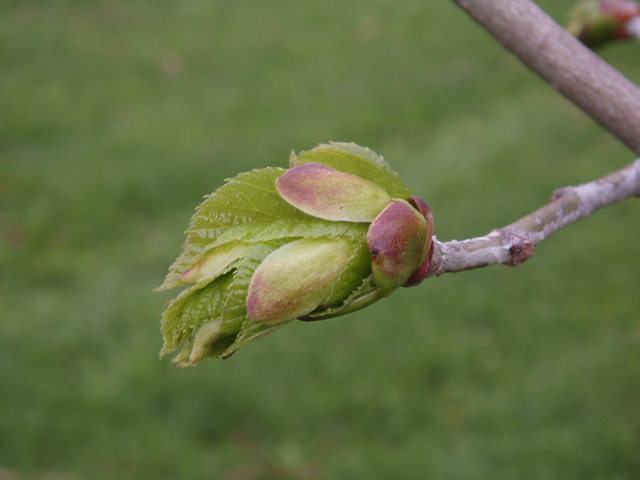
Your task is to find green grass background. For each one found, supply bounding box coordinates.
[1,0,639,478]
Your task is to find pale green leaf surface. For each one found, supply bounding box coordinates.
[226,319,290,359]
[209,218,369,248]
[160,271,235,355]
[180,242,250,286]
[304,275,379,320]
[323,240,372,307]
[322,142,396,174]
[218,242,285,358]
[157,167,313,291]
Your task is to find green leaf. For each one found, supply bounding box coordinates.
[157,143,416,365]
[178,242,249,284]
[302,275,380,321]
[321,142,396,174]
[210,218,369,247]
[225,318,289,359]
[157,167,313,291]
[290,143,411,199]
[160,271,236,355]
[323,240,372,307]
[161,241,287,363]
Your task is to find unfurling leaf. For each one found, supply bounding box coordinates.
[157,142,434,366]
[275,163,391,222]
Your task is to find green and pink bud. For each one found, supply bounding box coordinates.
[367,199,429,296]
[275,162,391,222]
[246,237,356,325]
[402,196,435,287]
[567,0,640,48]
[274,161,434,301]
[158,142,436,365]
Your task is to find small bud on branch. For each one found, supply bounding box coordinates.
[157,143,434,365]
[567,0,640,48]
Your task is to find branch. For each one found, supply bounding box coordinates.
[450,0,640,155]
[426,158,640,276]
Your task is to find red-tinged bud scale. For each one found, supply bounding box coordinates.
[402,196,435,287]
[367,199,428,297]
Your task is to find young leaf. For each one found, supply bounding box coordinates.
[276,163,392,222]
[157,167,312,291]
[290,143,411,199]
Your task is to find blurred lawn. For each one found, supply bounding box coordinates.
[1,0,639,479]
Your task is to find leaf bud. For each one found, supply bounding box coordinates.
[246,237,356,325]
[275,162,391,222]
[367,199,428,297]
[567,0,640,48]
[402,196,435,287]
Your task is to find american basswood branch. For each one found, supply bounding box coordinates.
[426,158,640,276]
[450,0,640,155]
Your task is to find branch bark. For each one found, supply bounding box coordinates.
[450,0,640,155]
[426,158,640,276]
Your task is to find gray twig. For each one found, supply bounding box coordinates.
[427,158,640,276]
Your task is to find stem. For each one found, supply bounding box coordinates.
[450,0,640,155]
[426,158,640,276]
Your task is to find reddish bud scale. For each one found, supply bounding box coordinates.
[367,199,428,297]
[402,196,435,287]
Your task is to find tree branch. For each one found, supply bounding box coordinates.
[450,0,640,155]
[426,158,640,276]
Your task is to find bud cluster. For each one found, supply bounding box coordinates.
[157,143,434,365]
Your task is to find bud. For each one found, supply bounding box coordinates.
[246,237,356,325]
[275,162,391,222]
[367,199,428,297]
[402,196,435,287]
[567,0,640,48]
[157,142,435,365]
